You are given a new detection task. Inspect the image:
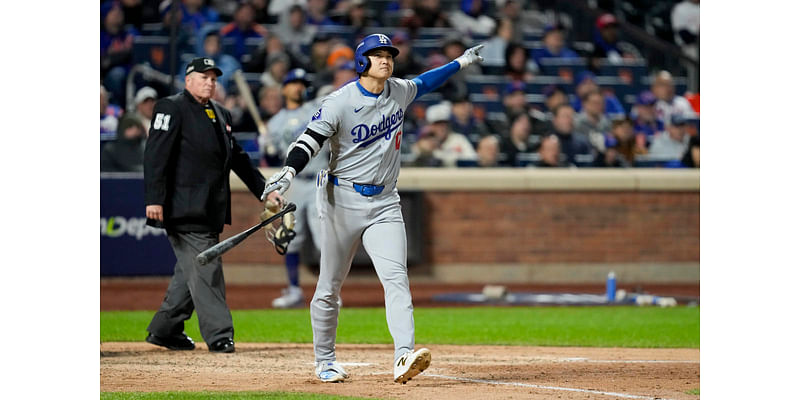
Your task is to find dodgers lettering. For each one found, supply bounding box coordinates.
[351,109,404,148]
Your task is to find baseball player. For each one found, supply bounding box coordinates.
[262,33,484,383]
[263,68,329,308]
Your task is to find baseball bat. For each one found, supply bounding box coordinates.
[232,69,277,156]
[196,202,297,265]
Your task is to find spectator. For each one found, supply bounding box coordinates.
[308,34,334,74]
[120,0,145,29]
[259,85,284,122]
[608,117,644,165]
[574,89,612,152]
[682,133,700,168]
[448,0,496,36]
[101,0,139,107]
[260,52,291,89]
[101,85,120,138]
[424,102,478,167]
[154,1,195,51]
[274,4,318,64]
[570,71,625,118]
[499,113,538,167]
[542,84,569,116]
[531,24,579,69]
[249,0,276,24]
[450,94,492,147]
[535,135,569,168]
[495,0,543,42]
[651,70,697,126]
[195,29,242,91]
[631,90,663,147]
[311,44,355,94]
[649,114,690,160]
[548,104,594,166]
[392,31,425,78]
[132,86,158,131]
[590,13,640,66]
[400,0,451,32]
[409,127,444,167]
[671,0,700,89]
[182,0,220,34]
[316,61,358,99]
[504,42,535,82]
[485,80,528,136]
[593,134,630,168]
[307,0,337,26]
[476,135,503,167]
[101,114,147,172]
[242,33,298,74]
[341,0,379,33]
[481,17,515,70]
[220,1,269,63]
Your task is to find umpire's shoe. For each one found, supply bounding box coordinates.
[393,348,431,384]
[209,338,235,353]
[145,333,196,351]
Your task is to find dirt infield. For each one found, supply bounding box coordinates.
[101,280,700,399]
[100,342,699,399]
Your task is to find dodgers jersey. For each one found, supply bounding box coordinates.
[268,100,330,177]
[306,77,418,186]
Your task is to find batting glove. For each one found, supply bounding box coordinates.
[455,44,485,69]
[261,166,296,200]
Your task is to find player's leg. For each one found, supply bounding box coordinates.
[362,198,430,383]
[272,188,309,308]
[310,183,362,380]
[361,210,414,361]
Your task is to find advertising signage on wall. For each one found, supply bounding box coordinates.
[100,173,175,276]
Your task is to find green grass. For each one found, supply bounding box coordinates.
[100,392,378,400]
[101,306,699,348]
[686,388,700,395]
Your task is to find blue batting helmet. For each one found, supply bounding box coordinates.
[354,33,400,74]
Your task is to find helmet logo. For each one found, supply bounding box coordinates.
[378,34,389,44]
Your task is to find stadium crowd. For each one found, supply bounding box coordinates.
[101,0,699,171]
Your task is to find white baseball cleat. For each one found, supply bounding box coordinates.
[393,348,431,384]
[315,360,350,383]
[272,286,304,308]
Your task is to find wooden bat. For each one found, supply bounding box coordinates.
[196,202,296,265]
[232,69,276,156]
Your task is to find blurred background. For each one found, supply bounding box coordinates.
[100,0,699,304]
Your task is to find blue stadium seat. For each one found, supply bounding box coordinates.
[233,131,261,167]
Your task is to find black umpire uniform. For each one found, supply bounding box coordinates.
[143,58,265,353]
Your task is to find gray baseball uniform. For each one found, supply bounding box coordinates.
[306,77,418,362]
[267,100,329,253]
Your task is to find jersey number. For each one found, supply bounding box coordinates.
[153,113,171,131]
[395,130,402,150]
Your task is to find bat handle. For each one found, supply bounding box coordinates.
[197,254,209,265]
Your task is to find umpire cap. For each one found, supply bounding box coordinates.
[185,57,223,77]
[355,33,400,74]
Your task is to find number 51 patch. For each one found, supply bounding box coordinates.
[153,113,171,130]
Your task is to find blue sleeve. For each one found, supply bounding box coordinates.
[411,61,461,100]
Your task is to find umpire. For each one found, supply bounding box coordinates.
[143,57,266,353]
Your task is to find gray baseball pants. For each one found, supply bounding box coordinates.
[147,231,234,345]
[311,177,415,363]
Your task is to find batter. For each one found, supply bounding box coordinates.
[262,33,484,383]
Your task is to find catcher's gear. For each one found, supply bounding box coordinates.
[454,44,485,69]
[259,199,296,255]
[355,33,400,74]
[261,166,296,200]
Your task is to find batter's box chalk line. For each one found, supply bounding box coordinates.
[424,373,676,400]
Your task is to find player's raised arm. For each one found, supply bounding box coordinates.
[411,44,485,100]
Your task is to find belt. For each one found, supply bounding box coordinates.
[329,174,385,197]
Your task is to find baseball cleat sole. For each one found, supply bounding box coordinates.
[394,349,431,384]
